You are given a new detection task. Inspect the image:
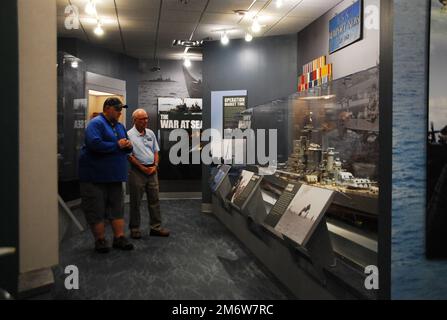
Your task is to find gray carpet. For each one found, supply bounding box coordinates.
[37,199,294,300]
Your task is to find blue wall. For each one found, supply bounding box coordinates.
[201,34,298,204]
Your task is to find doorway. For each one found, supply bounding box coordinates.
[88,90,125,123]
[86,72,127,125]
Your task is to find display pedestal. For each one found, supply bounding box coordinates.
[213,195,334,299]
[211,194,374,299]
[285,217,335,285]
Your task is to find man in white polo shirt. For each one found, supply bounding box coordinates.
[127,109,170,239]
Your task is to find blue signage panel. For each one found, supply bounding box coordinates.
[329,0,363,54]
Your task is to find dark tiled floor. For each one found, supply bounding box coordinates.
[36,199,294,300]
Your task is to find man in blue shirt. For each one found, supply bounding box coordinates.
[79,97,134,253]
[127,109,170,239]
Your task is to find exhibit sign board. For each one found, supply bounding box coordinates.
[274,184,334,247]
[329,0,363,54]
[264,183,301,228]
[223,95,247,130]
[158,97,202,130]
[210,164,231,193]
[228,170,261,210]
[157,97,202,180]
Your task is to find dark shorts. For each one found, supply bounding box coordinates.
[80,182,124,225]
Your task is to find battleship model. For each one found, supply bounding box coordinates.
[274,114,379,216]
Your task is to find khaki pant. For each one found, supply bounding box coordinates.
[128,166,161,230]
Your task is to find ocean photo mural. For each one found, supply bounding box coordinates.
[426,0,447,259]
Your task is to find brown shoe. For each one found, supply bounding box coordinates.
[150,228,170,237]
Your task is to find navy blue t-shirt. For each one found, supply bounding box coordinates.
[79,114,132,182]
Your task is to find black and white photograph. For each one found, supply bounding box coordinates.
[274,184,334,246]
[228,170,254,204]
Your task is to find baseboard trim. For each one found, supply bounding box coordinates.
[18,267,54,299]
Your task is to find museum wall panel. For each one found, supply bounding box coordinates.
[202,34,299,204]
[58,38,139,128]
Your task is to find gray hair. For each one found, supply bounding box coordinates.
[132,108,148,122]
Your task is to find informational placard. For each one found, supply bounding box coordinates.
[264,183,301,228]
[329,0,363,54]
[210,164,231,193]
[274,184,334,247]
[223,95,247,129]
[227,170,261,210]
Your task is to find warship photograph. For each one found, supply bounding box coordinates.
[426,0,447,259]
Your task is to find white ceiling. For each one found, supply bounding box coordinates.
[57,0,343,61]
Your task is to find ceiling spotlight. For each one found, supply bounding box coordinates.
[276,0,284,8]
[245,32,253,42]
[94,22,104,36]
[234,9,248,16]
[85,0,97,16]
[71,60,79,69]
[251,18,261,33]
[221,32,229,45]
[183,57,192,68]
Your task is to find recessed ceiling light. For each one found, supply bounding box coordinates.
[245,33,253,42]
[221,32,229,45]
[94,23,104,36]
[89,90,116,96]
[276,0,284,8]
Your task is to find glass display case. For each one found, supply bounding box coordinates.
[57,52,87,200]
[250,66,380,223]
[222,66,381,269]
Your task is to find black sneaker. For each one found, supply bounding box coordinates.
[113,236,134,251]
[95,238,110,254]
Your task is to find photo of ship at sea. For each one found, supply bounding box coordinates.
[138,60,203,124]
[185,98,202,113]
[158,97,202,114]
[426,0,447,259]
[228,170,254,204]
[274,184,334,246]
[158,97,183,112]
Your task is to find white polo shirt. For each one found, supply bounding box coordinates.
[127,126,160,165]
